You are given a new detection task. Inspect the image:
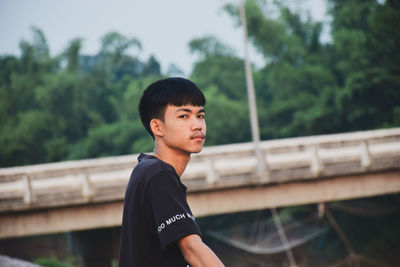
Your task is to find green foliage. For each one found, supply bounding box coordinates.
[224,0,400,139]
[34,256,81,267]
[188,36,251,145]
[63,38,83,72]
[203,85,251,145]
[1,0,399,167]
[189,35,236,59]
[329,0,400,131]
[0,29,161,167]
[226,0,341,138]
[189,36,246,100]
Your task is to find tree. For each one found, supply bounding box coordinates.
[188,36,251,144]
[189,36,247,100]
[225,0,340,138]
[0,28,163,166]
[329,0,400,131]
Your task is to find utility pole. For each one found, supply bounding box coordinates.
[239,0,268,182]
[240,2,297,266]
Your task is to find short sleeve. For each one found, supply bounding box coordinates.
[147,172,201,250]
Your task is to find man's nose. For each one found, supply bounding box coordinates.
[191,117,203,130]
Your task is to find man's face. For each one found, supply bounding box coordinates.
[160,104,206,155]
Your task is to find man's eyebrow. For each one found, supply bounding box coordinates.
[175,108,205,113]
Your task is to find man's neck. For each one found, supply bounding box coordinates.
[152,145,190,177]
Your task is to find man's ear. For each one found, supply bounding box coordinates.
[150,118,164,137]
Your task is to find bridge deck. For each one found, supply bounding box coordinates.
[1,127,399,212]
[0,128,399,238]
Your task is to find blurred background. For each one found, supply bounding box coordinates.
[0,0,399,266]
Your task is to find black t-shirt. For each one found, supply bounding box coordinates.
[118,153,202,267]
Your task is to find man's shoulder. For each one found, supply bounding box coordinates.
[132,154,175,184]
[134,154,170,176]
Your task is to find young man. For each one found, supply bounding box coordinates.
[118,78,224,267]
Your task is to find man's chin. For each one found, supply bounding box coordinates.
[189,146,204,154]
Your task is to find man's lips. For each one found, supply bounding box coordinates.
[191,132,206,140]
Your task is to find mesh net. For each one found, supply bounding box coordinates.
[207,213,327,255]
[199,194,400,266]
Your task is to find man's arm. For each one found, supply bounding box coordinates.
[178,234,224,267]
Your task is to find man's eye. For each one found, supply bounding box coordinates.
[198,114,205,119]
[179,115,189,118]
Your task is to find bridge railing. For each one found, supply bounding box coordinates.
[1,128,399,212]
[184,127,400,187]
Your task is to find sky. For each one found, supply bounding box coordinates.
[0,0,328,76]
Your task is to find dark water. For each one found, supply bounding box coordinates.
[1,194,399,267]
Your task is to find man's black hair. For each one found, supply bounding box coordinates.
[139,77,206,139]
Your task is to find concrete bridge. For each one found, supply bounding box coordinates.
[0,128,399,239]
